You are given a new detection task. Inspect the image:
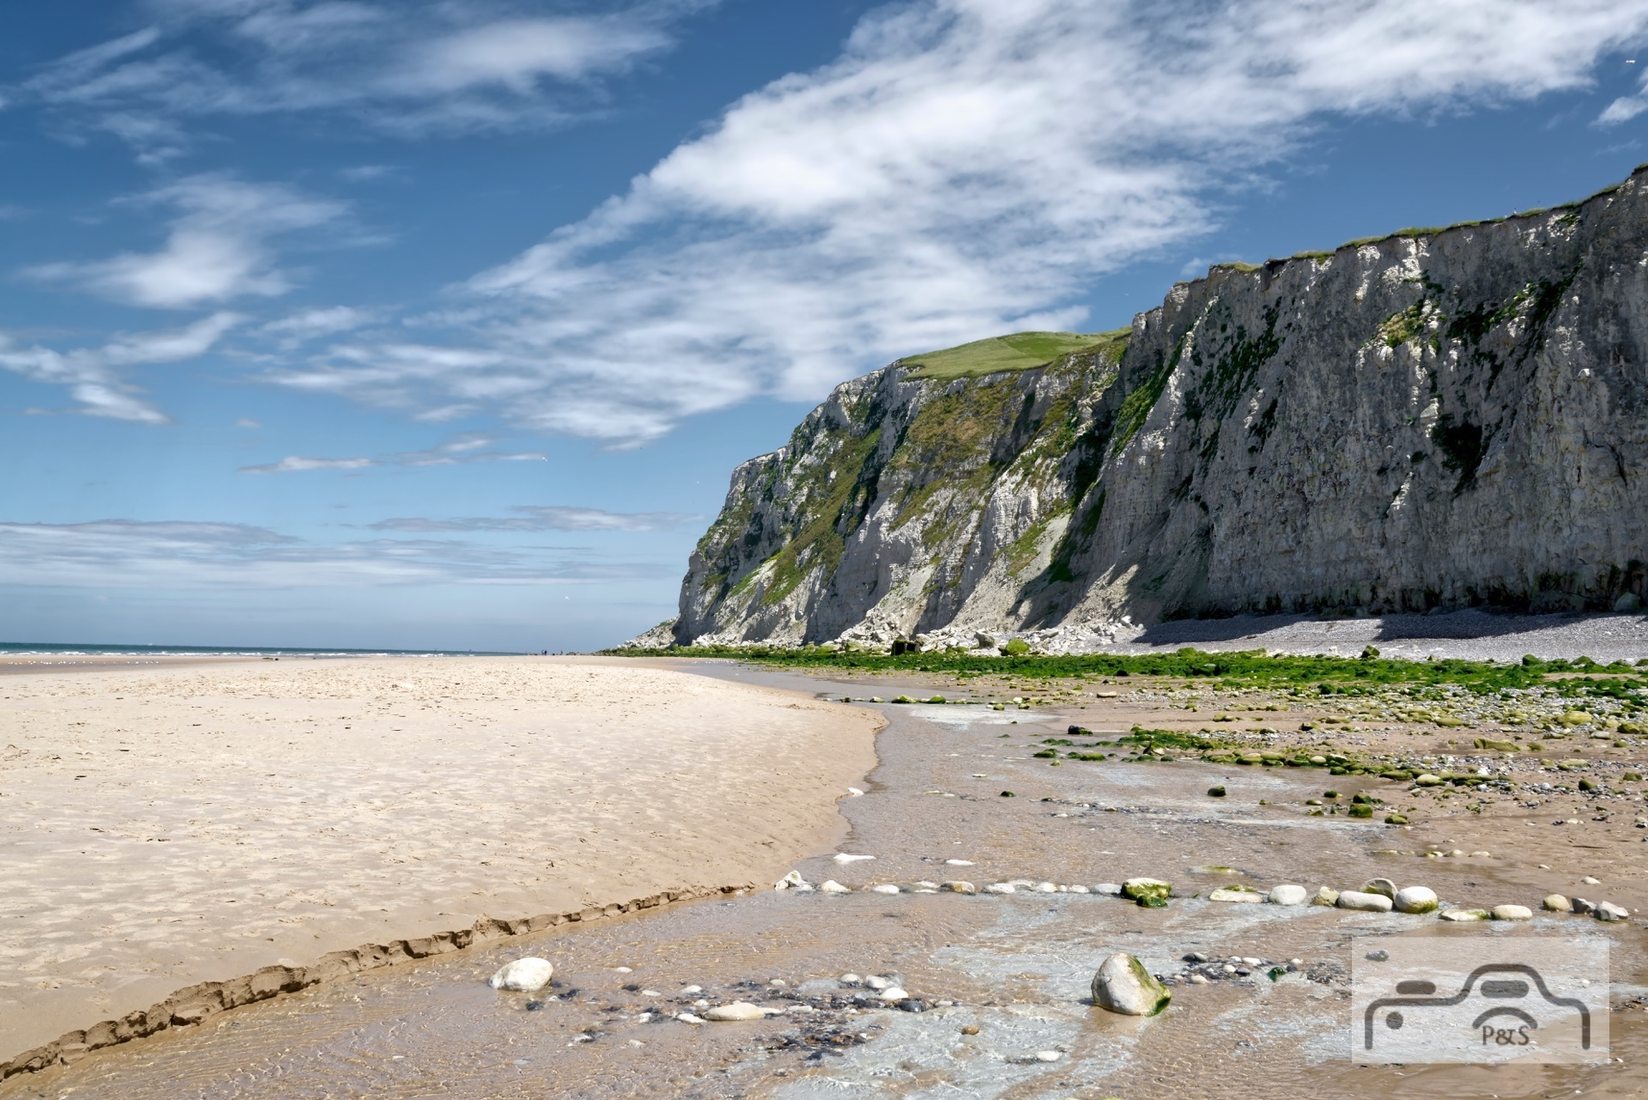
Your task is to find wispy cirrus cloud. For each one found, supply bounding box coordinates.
[0,518,671,589]
[368,506,696,534]
[0,311,241,422]
[238,433,545,474]
[254,0,1648,445]
[260,305,373,346]
[26,174,348,309]
[9,1,708,158]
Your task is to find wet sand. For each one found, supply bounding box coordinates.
[15,659,1648,1098]
[0,657,880,1078]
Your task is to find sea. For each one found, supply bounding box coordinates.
[0,642,527,658]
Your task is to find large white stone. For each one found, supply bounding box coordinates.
[489,957,554,992]
[1394,886,1439,914]
[1490,904,1533,921]
[1090,953,1171,1016]
[1268,884,1308,906]
[704,1002,768,1021]
[1336,891,1394,913]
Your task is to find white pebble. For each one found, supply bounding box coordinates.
[871,883,902,894]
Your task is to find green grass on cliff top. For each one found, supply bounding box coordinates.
[900,329,1125,379]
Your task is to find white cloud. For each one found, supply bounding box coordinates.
[0,311,242,422]
[398,17,669,95]
[0,518,668,589]
[261,0,1647,443]
[240,455,376,473]
[238,433,546,473]
[369,506,696,533]
[27,174,346,309]
[260,305,372,345]
[9,2,705,149]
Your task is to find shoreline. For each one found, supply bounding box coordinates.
[0,657,882,1080]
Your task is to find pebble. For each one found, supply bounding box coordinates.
[878,986,910,1001]
[1035,882,1058,893]
[985,883,1017,894]
[870,884,902,894]
[945,859,975,866]
[1033,1050,1062,1063]
[775,870,809,891]
[1542,894,1572,912]
[1189,974,1209,985]
[681,985,703,994]
[1268,884,1308,906]
[676,1012,706,1024]
[1185,952,1209,963]
[1438,908,1487,922]
[1094,883,1123,896]
[840,974,861,984]
[1596,902,1630,922]
[865,976,890,990]
[960,1024,980,1035]
[834,853,875,864]
[1362,878,1397,900]
[820,880,852,894]
[940,881,977,894]
[704,1002,767,1022]
[1581,875,1602,885]
[1490,905,1533,921]
[1209,887,1262,903]
[1311,887,1340,907]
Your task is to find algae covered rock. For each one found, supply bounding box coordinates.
[1091,953,1171,1016]
[1122,877,1172,908]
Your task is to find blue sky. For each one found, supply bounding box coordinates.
[4,0,1648,651]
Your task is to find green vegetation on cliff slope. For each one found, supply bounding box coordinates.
[901,328,1128,379]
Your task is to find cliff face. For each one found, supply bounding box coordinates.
[676,169,1648,646]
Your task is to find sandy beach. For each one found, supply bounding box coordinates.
[15,653,1648,1098]
[0,657,880,1077]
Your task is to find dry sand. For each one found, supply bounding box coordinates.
[0,656,879,1074]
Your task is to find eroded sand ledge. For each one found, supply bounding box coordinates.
[0,657,880,1079]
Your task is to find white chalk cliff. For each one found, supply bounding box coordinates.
[674,168,1648,646]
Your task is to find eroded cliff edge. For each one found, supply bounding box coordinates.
[675,169,1648,647]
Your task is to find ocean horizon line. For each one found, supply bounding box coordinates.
[0,641,532,658]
